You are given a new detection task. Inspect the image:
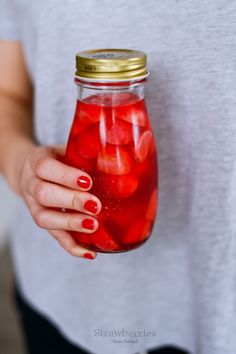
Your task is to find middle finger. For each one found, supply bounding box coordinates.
[32,180,101,215]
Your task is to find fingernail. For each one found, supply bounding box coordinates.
[84,200,98,214]
[77,176,91,189]
[84,252,95,260]
[82,218,95,230]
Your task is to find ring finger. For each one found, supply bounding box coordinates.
[32,180,101,215]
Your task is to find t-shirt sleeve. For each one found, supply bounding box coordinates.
[0,0,20,41]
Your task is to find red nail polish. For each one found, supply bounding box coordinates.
[82,218,95,230]
[77,176,91,189]
[84,200,98,214]
[84,253,95,260]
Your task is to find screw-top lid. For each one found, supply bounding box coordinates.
[75,49,148,81]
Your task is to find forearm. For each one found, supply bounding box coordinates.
[0,93,36,193]
[0,41,37,193]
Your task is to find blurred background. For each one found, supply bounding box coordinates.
[0,176,25,354]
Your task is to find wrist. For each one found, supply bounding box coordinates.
[2,133,36,195]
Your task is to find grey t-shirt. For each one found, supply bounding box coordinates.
[1,1,236,353]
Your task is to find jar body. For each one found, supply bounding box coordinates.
[65,79,158,252]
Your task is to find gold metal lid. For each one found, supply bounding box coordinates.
[75,49,148,81]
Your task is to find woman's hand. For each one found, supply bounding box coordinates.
[0,43,100,259]
[17,144,101,259]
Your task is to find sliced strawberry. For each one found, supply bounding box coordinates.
[97,145,133,175]
[134,130,153,162]
[69,116,89,135]
[107,174,138,198]
[65,152,96,172]
[115,99,148,127]
[134,159,150,178]
[96,207,111,222]
[105,116,133,145]
[90,224,120,251]
[111,199,143,228]
[146,188,158,221]
[71,231,92,247]
[149,136,157,156]
[122,218,151,244]
[65,138,96,172]
[76,125,101,159]
[95,174,139,199]
[76,100,103,126]
[84,94,109,106]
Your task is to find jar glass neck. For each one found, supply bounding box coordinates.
[75,78,146,103]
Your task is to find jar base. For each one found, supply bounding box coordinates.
[76,237,150,254]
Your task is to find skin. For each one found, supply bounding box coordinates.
[0,41,102,259]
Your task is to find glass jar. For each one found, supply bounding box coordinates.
[64,49,158,253]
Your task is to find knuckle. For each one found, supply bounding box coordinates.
[66,216,74,231]
[60,169,68,183]
[34,211,45,228]
[71,193,80,210]
[34,182,47,204]
[34,156,49,177]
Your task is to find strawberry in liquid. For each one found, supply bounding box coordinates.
[65,93,158,252]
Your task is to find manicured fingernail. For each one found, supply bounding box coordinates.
[82,218,95,230]
[84,252,95,260]
[84,200,98,214]
[77,176,91,189]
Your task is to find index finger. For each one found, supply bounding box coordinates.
[34,156,93,191]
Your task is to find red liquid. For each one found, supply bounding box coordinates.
[65,93,158,252]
